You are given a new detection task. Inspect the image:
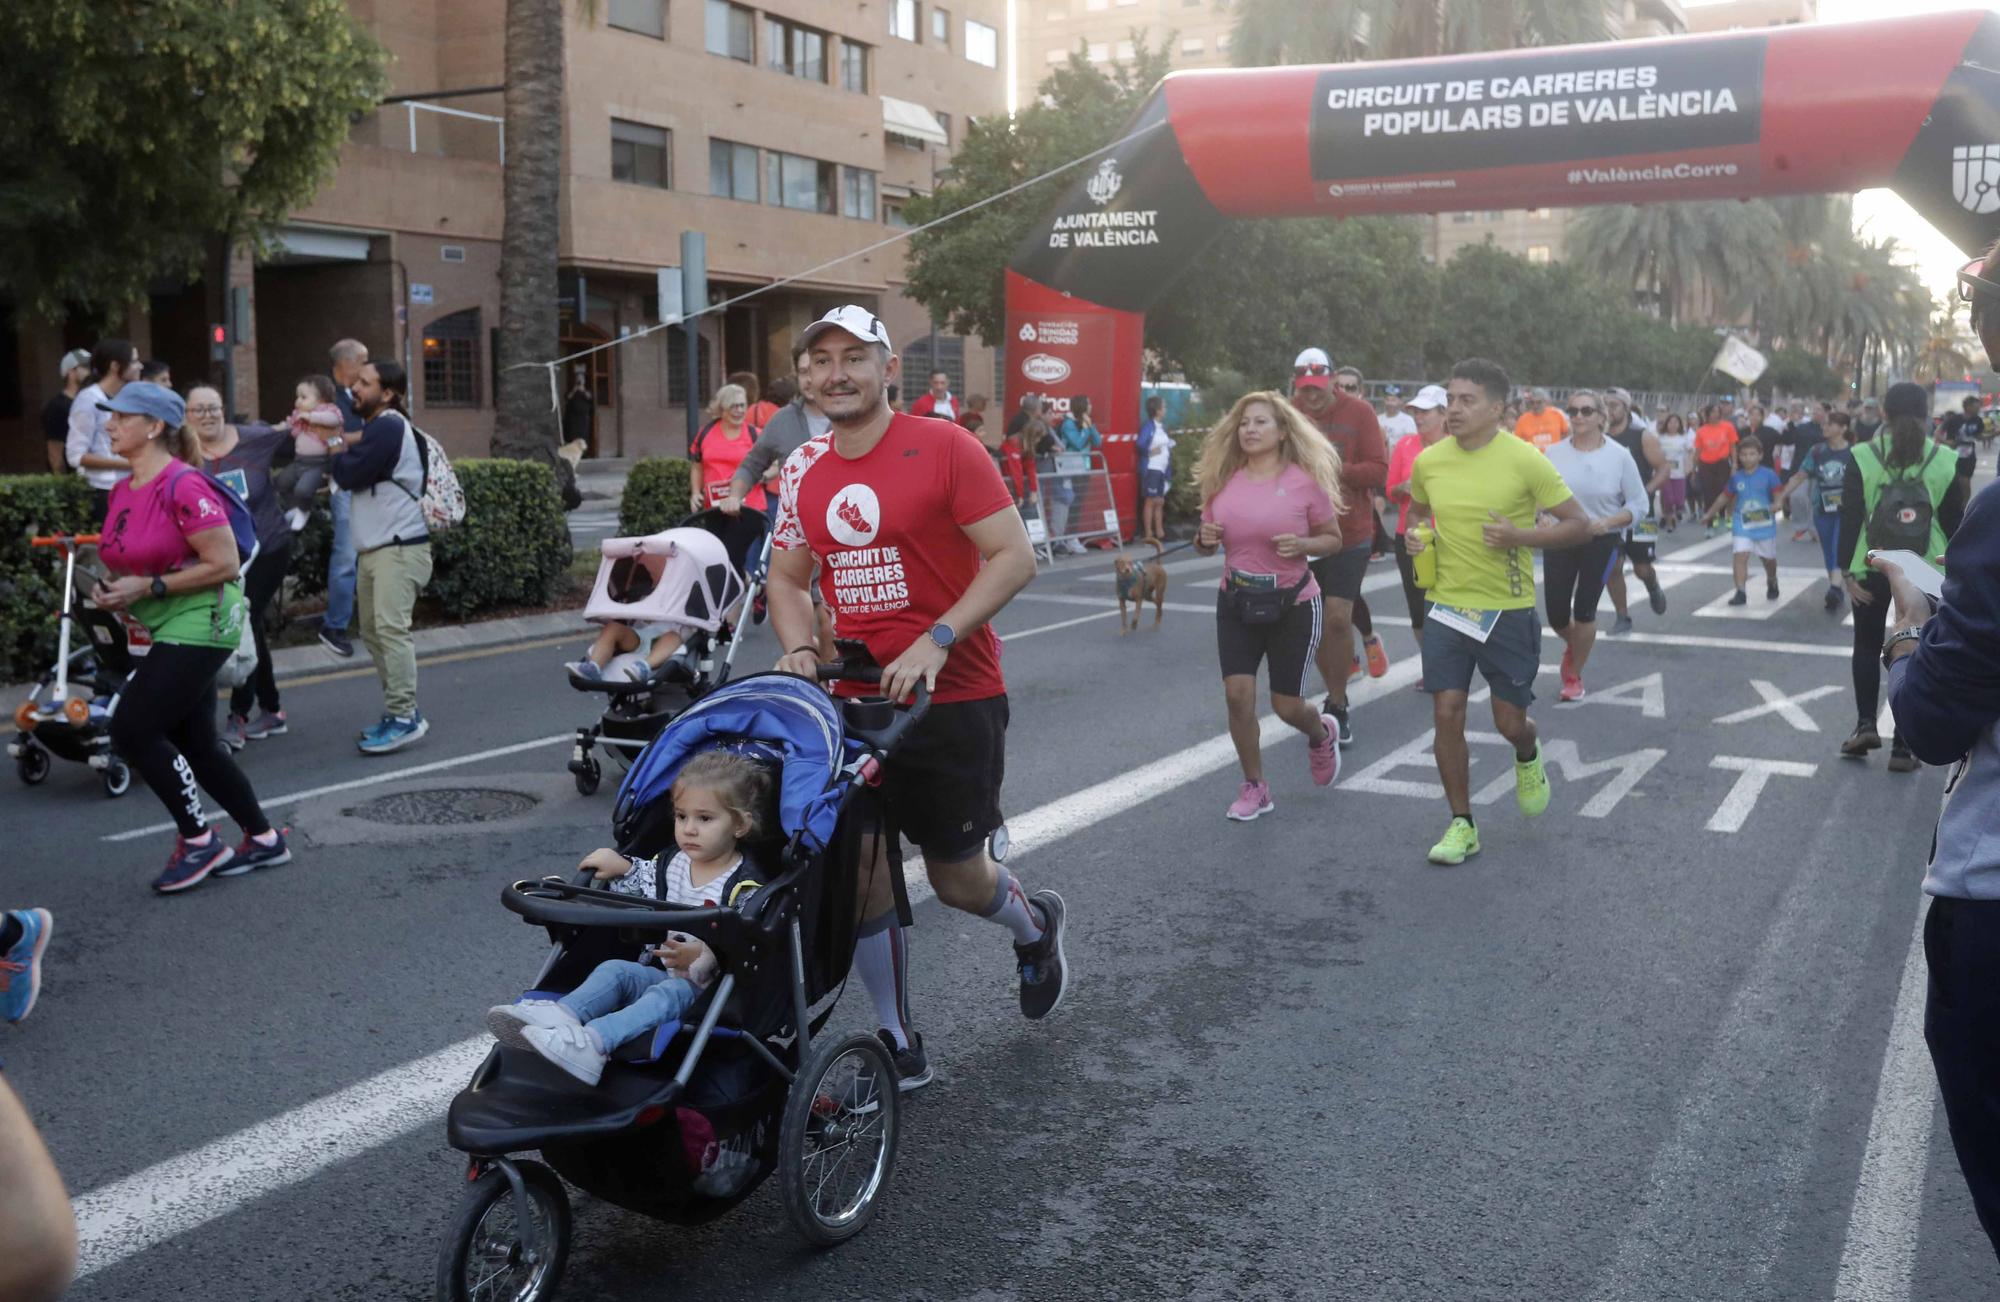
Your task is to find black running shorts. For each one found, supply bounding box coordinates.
[881,694,1008,863]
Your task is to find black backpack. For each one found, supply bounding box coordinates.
[1868,444,1940,553]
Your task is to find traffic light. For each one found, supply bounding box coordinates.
[210,324,227,361]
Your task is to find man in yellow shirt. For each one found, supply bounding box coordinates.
[1512,387,1570,453]
[1406,359,1591,865]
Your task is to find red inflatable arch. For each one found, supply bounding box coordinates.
[1004,8,2000,527]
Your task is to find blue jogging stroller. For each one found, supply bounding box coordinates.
[437,667,925,1302]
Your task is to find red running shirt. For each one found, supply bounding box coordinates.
[694,421,766,509]
[774,415,1015,703]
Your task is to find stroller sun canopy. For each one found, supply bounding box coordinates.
[614,674,851,856]
[584,528,743,634]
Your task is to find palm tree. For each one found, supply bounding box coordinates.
[1231,0,1607,66]
[1565,201,1784,325]
[493,0,565,463]
[1909,305,1978,385]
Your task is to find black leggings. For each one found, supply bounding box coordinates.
[1352,595,1373,638]
[1393,534,1426,631]
[110,641,271,839]
[1542,535,1620,631]
[230,537,291,717]
[1851,570,1895,733]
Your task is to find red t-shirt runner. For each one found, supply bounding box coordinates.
[773,414,1015,704]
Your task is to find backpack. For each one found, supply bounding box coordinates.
[167,461,260,569]
[1867,444,1939,554]
[389,412,466,531]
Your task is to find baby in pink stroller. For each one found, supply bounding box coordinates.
[566,527,746,686]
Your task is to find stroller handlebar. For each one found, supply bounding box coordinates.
[503,876,745,934]
[30,534,101,548]
[813,661,930,754]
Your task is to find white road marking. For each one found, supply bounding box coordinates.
[1714,680,1843,732]
[1693,577,1809,621]
[71,654,1426,1276]
[1658,532,1744,562]
[1016,592,1221,616]
[1570,672,1667,718]
[1001,610,1119,640]
[101,734,575,843]
[1469,736,1665,818]
[1705,756,1819,832]
[1832,898,1934,1302]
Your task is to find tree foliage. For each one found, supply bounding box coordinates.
[1231,0,1607,66]
[0,0,388,322]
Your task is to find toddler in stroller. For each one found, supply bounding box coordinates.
[487,751,767,1086]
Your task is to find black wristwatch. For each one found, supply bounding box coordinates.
[149,576,168,599]
[928,622,956,650]
[1882,625,1924,668]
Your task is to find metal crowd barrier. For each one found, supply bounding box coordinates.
[1024,451,1122,564]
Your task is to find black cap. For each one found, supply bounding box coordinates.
[1883,381,1928,420]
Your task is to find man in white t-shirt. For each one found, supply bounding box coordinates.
[1379,385,1418,446]
[65,338,138,522]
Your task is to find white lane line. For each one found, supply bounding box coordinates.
[101,734,575,843]
[1342,606,1853,660]
[1832,898,1933,1302]
[1660,532,1745,562]
[1079,552,1223,582]
[72,653,1424,1276]
[1001,610,1119,640]
[71,1036,492,1282]
[1016,592,1216,616]
[1694,578,1813,621]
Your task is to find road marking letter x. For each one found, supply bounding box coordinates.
[1713,679,1842,732]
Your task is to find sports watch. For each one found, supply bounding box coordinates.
[1882,626,1924,669]
[149,576,168,599]
[928,622,956,650]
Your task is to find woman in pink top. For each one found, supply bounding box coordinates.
[1385,384,1450,636]
[1193,391,1347,822]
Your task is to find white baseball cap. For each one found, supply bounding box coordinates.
[59,349,90,377]
[800,305,893,352]
[1407,384,1448,411]
[1292,347,1332,390]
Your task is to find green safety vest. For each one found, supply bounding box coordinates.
[1846,440,1957,577]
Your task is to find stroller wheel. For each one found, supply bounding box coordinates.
[778,1030,900,1246]
[101,759,131,799]
[16,746,50,786]
[572,757,601,797]
[434,1160,570,1302]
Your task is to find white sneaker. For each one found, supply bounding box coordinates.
[523,1022,606,1086]
[486,1000,581,1051]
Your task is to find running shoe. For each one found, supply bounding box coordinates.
[1840,721,1882,757]
[317,625,354,658]
[1363,635,1389,678]
[1824,587,1844,612]
[244,710,288,740]
[1728,589,1748,606]
[1226,780,1273,822]
[1559,669,1585,702]
[1766,581,1781,601]
[487,999,582,1051]
[221,712,249,751]
[215,828,292,877]
[564,658,602,681]
[1515,743,1551,817]
[1308,713,1342,787]
[359,714,396,743]
[1014,890,1068,1020]
[1427,817,1481,866]
[523,1022,606,1086]
[879,1029,932,1093]
[1326,701,1353,749]
[152,834,235,894]
[0,908,52,1023]
[1887,746,1919,774]
[1645,575,1667,615]
[359,711,427,755]
[1792,528,1814,543]
[1611,614,1635,636]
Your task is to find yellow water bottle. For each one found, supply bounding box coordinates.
[1409,523,1437,589]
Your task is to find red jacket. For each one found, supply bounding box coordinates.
[1305,391,1388,550]
[910,392,958,421]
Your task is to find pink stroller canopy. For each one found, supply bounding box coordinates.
[583,528,744,633]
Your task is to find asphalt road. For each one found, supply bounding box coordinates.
[6,521,1996,1301]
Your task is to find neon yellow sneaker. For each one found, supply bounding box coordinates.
[1515,742,1550,817]
[1427,816,1480,865]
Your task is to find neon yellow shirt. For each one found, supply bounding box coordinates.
[1408,431,1574,610]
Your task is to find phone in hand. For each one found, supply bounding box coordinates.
[1867,549,1945,601]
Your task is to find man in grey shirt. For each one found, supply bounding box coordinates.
[722,345,830,519]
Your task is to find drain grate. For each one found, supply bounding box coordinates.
[344,788,540,826]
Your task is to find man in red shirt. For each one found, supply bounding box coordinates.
[1289,346,1387,746]
[907,369,958,421]
[770,306,1069,1092]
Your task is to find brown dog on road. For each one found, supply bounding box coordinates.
[1115,537,1169,633]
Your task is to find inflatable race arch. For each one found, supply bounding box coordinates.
[1003,8,2000,513]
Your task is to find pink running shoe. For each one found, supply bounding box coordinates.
[1226,780,1274,822]
[1559,672,1585,702]
[1309,714,1342,786]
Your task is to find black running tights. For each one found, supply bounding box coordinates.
[1850,570,1893,731]
[110,641,271,838]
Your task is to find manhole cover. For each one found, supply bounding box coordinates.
[344,788,540,826]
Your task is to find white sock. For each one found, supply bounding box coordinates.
[852,920,912,1050]
[982,870,1045,946]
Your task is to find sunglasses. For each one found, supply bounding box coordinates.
[1960,258,2000,303]
[1333,381,1361,393]
[1566,405,1599,416]
[1294,363,1331,376]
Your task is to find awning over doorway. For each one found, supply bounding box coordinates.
[881,96,947,148]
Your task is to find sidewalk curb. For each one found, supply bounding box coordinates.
[270,611,587,683]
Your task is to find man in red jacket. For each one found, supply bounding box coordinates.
[1290,347,1387,746]
[908,369,958,421]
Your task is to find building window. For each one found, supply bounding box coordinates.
[842,168,877,220]
[764,150,835,213]
[766,16,827,82]
[1085,0,1107,10]
[665,325,715,408]
[1086,42,1108,62]
[1485,210,1504,222]
[932,6,951,46]
[1524,207,1551,218]
[1044,47,1067,64]
[900,334,965,398]
[705,0,753,61]
[966,19,998,67]
[1181,36,1205,54]
[611,119,670,187]
[709,138,758,200]
[422,308,480,408]
[884,200,910,228]
[1526,245,1552,263]
[608,0,665,38]
[1114,38,1135,59]
[841,40,869,92]
[890,0,919,41]
[1450,212,1475,224]
[936,110,952,145]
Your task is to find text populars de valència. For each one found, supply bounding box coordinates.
[1326,65,1742,139]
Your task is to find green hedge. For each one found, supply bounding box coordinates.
[1166,424,1207,527]
[0,475,97,682]
[618,457,694,537]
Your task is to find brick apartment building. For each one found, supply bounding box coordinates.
[1,0,1008,469]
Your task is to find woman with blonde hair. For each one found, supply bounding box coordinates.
[689,382,762,512]
[1193,391,1348,821]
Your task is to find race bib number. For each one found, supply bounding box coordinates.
[1819,488,1843,513]
[706,481,732,505]
[1227,570,1278,592]
[1631,516,1659,542]
[1427,602,1501,643]
[1740,502,1773,527]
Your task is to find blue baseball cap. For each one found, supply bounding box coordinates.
[99,381,185,427]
